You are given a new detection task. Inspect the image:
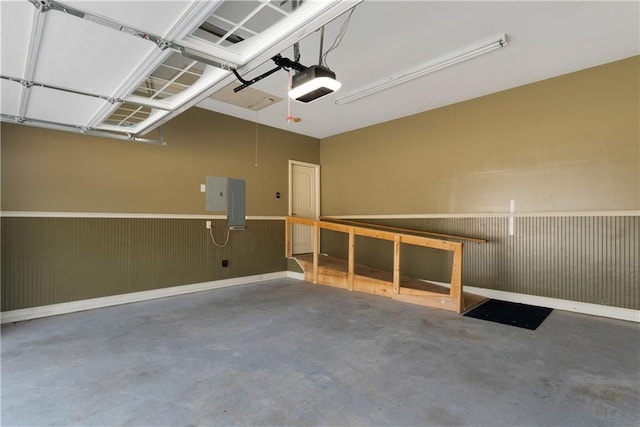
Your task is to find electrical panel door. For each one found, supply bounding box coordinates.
[206,176,227,212]
[227,178,246,229]
[205,176,246,230]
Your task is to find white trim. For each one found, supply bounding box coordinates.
[289,160,321,255]
[0,211,286,220]
[288,160,321,219]
[286,271,305,281]
[466,287,640,323]
[4,272,635,324]
[421,280,639,323]
[4,211,635,220]
[326,211,639,219]
[0,272,289,324]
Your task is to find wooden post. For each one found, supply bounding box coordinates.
[348,228,355,291]
[393,235,401,294]
[285,217,291,258]
[450,244,463,313]
[312,222,319,284]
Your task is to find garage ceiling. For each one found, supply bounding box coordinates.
[1,1,638,142]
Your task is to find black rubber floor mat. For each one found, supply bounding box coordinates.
[463,299,553,330]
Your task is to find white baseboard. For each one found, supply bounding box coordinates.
[286,271,305,280]
[421,279,639,323]
[466,286,639,323]
[4,272,636,324]
[0,272,289,324]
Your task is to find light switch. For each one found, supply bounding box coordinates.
[200,184,206,193]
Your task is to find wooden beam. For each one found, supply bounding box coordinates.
[399,288,450,298]
[321,217,487,244]
[393,293,458,312]
[319,219,398,241]
[449,245,463,313]
[285,217,291,258]
[393,235,400,294]
[353,277,394,297]
[317,220,357,234]
[289,216,457,250]
[348,228,355,291]
[312,222,319,284]
[400,234,460,252]
[288,216,464,251]
[288,215,316,227]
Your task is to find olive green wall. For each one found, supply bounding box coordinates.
[1,108,319,311]
[1,107,320,215]
[318,57,639,310]
[320,56,639,215]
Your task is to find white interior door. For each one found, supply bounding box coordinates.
[290,161,319,254]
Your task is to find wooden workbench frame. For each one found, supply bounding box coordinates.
[285,216,466,313]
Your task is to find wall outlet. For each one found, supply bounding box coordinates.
[206,221,211,229]
[221,259,229,267]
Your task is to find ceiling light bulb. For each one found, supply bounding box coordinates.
[288,66,342,103]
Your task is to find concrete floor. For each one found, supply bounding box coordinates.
[2,279,639,426]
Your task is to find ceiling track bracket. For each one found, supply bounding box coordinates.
[1,75,175,111]
[156,39,173,50]
[1,113,166,146]
[178,46,235,71]
[38,0,171,50]
[27,0,42,10]
[39,0,82,17]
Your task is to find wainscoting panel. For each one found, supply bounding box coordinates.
[1,217,286,311]
[320,216,639,310]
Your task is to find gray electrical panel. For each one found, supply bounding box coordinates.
[206,176,227,212]
[227,178,246,230]
[205,176,246,230]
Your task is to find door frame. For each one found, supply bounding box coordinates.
[288,160,320,219]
